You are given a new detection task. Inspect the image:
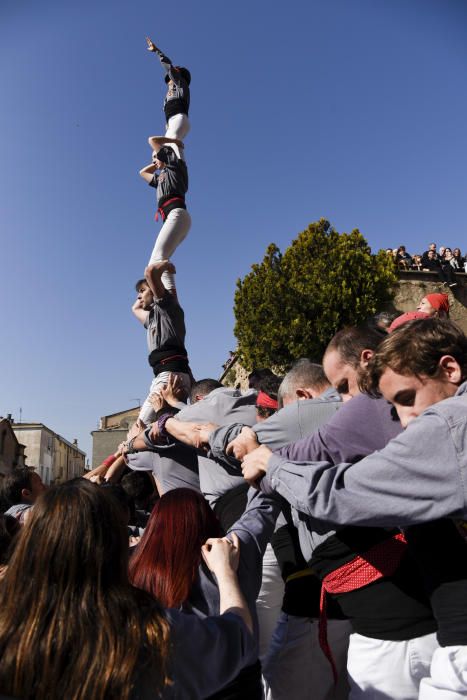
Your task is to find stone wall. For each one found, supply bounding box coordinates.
[389,271,467,332]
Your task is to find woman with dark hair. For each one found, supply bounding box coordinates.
[130,487,280,699]
[0,480,255,700]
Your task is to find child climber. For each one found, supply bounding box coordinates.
[146,37,191,141]
[139,136,191,293]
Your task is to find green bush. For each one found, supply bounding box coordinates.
[234,219,396,370]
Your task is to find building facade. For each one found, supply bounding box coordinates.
[11,423,86,485]
[0,418,26,476]
[91,407,140,468]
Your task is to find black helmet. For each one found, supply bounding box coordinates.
[165,66,191,85]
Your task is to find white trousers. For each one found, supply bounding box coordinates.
[263,614,351,700]
[165,113,191,141]
[148,208,191,291]
[347,631,439,700]
[256,544,285,662]
[138,371,192,426]
[419,646,467,699]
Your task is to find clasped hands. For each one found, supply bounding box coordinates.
[226,427,272,488]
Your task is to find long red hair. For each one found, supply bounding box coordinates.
[129,488,223,608]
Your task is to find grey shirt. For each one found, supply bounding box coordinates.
[253,387,341,450]
[160,610,255,699]
[127,444,200,494]
[156,50,191,119]
[261,381,467,528]
[145,292,187,356]
[184,489,280,636]
[208,391,342,561]
[176,388,258,506]
[149,146,188,208]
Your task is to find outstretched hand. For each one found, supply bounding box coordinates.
[146,36,159,52]
[202,533,240,576]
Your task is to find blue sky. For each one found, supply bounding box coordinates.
[1,0,466,461]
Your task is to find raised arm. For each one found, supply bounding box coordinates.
[148,135,183,153]
[202,534,253,635]
[146,37,184,85]
[131,297,149,326]
[139,162,156,184]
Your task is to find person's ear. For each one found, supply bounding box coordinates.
[439,355,462,384]
[295,388,314,400]
[360,349,374,367]
[21,487,32,503]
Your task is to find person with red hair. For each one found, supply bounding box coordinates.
[129,487,280,698]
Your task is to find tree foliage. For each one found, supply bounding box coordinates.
[234,219,397,370]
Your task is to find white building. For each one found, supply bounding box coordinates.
[12,423,86,485]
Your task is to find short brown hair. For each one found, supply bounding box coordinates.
[364,318,467,395]
[134,278,147,292]
[324,322,387,368]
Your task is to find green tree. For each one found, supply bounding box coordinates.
[234,219,397,370]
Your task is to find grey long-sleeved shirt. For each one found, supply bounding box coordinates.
[128,389,258,499]
[253,387,341,449]
[208,391,343,558]
[127,443,200,494]
[261,382,467,528]
[176,388,258,506]
[185,488,281,638]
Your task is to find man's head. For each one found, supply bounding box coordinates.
[427,250,436,260]
[189,379,223,404]
[164,66,191,85]
[278,359,331,407]
[323,323,387,401]
[366,318,467,427]
[429,243,437,251]
[135,279,154,311]
[152,146,171,170]
[151,150,166,170]
[1,468,46,509]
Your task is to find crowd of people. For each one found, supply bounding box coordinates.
[387,243,467,287]
[1,42,467,700]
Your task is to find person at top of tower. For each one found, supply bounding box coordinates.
[146,37,191,141]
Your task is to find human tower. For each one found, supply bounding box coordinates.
[133,38,193,427]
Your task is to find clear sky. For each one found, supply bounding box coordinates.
[1,0,466,461]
